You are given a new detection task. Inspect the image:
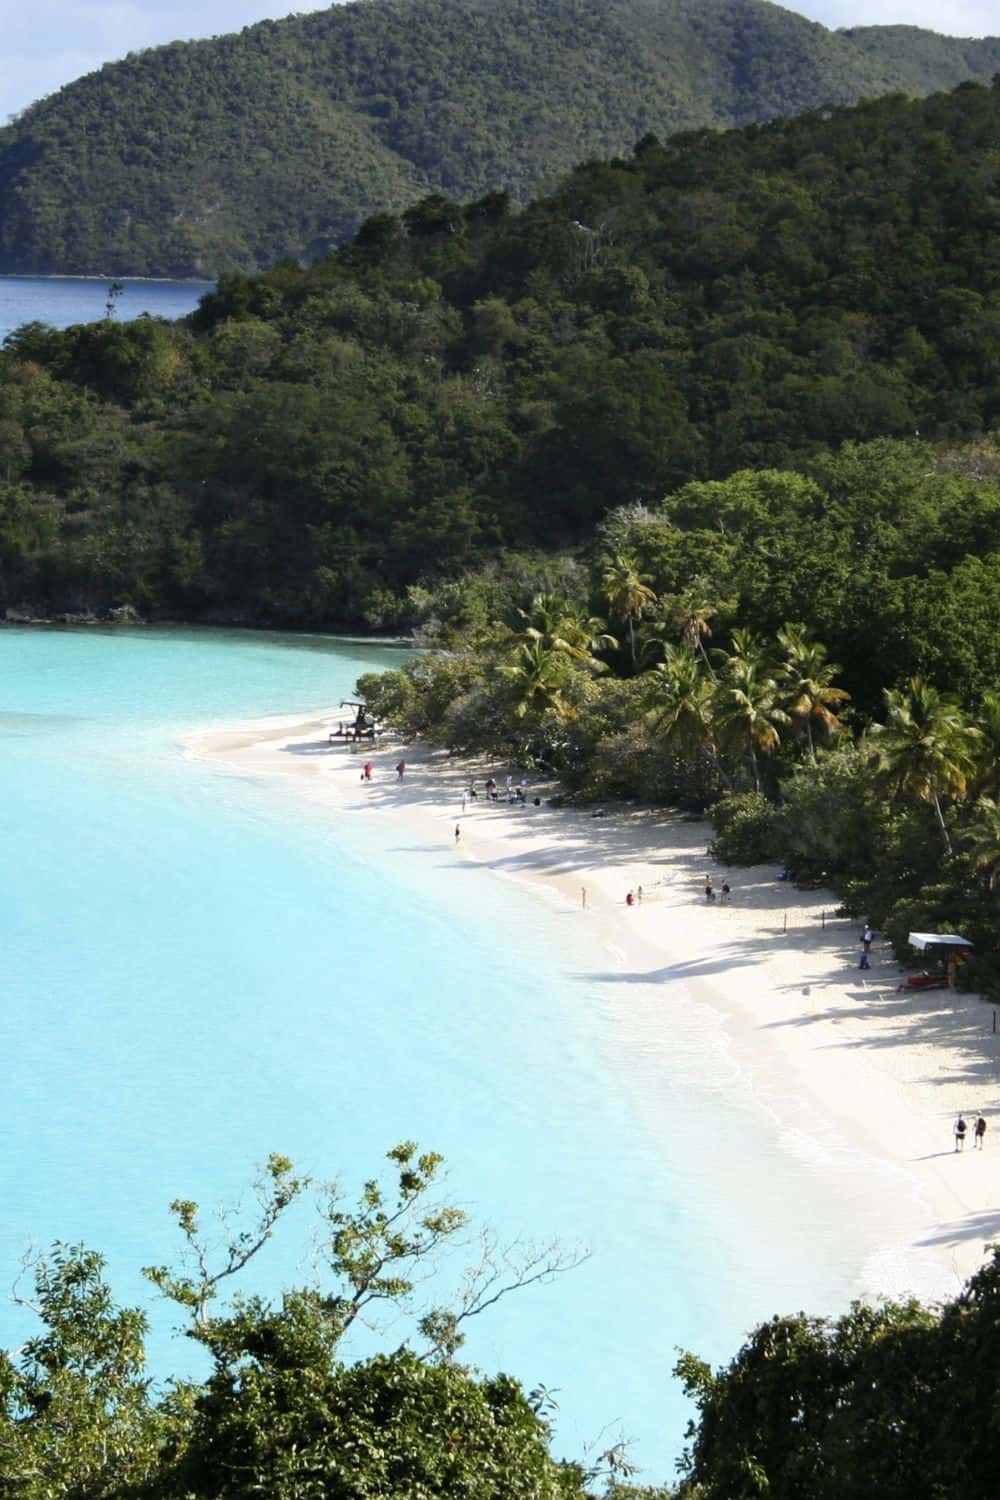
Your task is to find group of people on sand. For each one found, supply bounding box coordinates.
[454,771,540,847]
[357,759,406,783]
[461,775,540,812]
[481,775,530,804]
[954,1114,988,1151]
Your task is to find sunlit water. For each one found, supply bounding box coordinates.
[0,626,922,1480]
[0,276,212,342]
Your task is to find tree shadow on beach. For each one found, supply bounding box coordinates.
[918,1209,1000,1250]
[760,967,1000,1102]
[581,949,760,984]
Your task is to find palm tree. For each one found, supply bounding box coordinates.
[869,676,980,854]
[601,552,656,670]
[516,593,616,666]
[670,583,721,679]
[499,639,575,721]
[974,690,1000,800]
[964,798,1000,891]
[777,623,851,761]
[714,632,790,792]
[644,645,730,787]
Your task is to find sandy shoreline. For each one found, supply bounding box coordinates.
[185,711,1000,1302]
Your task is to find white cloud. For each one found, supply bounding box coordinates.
[1,1,997,123]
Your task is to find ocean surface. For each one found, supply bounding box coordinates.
[0,626,914,1480]
[0,276,212,343]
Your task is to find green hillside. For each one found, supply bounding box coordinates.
[1,0,999,277]
[4,78,1000,631]
[844,22,1000,92]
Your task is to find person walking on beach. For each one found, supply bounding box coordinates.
[705,878,715,903]
[461,791,467,813]
[396,759,406,780]
[862,923,873,954]
[721,881,731,905]
[975,1115,987,1149]
[581,886,588,911]
[636,885,643,905]
[455,824,461,845]
[363,761,373,782]
[626,890,635,907]
[955,1115,968,1151]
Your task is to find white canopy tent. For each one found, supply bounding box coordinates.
[908,932,975,952]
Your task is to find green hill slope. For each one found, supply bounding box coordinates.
[4,79,1000,631]
[1,0,999,278]
[845,23,1000,93]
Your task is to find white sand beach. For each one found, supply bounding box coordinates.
[186,713,1000,1302]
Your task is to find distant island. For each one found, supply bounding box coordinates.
[0,0,999,277]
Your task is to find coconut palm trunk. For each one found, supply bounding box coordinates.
[748,738,761,793]
[932,791,953,855]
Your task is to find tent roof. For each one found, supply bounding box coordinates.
[909,931,974,951]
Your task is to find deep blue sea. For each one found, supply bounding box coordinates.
[0,276,211,343]
[0,626,898,1480]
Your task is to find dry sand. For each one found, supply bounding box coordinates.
[185,713,1000,1301]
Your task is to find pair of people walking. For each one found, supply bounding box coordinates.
[954,1114,987,1150]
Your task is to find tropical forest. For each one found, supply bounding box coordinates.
[1,0,1000,275]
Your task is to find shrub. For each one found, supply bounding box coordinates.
[708,791,779,865]
[770,746,880,883]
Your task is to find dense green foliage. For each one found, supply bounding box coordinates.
[5,81,1000,630]
[677,1247,1000,1498]
[359,436,1000,982]
[8,1146,1000,1498]
[1,1146,651,1498]
[2,0,1000,276]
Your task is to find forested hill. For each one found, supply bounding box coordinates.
[3,79,1000,634]
[1,0,1000,278]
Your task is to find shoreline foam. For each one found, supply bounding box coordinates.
[184,712,1000,1302]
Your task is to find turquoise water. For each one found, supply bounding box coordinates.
[0,277,212,342]
[0,626,884,1480]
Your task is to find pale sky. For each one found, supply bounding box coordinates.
[1,0,997,123]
